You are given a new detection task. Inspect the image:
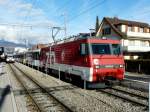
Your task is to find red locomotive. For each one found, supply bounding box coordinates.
[40,36,124,87]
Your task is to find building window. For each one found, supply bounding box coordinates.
[128,26,132,32]
[129,40,135,46]
[141,41,149,47]
[123,40,128,46]
[139,27,144,33]
[141,41,145,46]
[145,41,149,46]
[102,27,111,35]
[128,26,135,32]
[134,40,140,46]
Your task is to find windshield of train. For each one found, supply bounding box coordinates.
[112,44,121,55]
[92,44,111,54]
[91,44,121,55]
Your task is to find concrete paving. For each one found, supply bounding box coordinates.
[0,63,18,112]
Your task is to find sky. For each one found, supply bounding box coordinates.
[0,0,150,45]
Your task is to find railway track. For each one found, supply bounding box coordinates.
[97,86,148,108]
[125,75,150,82]
[112,86,148,99]
[9,64,73,112]
[14,63,124,112]
[10,62,149,112]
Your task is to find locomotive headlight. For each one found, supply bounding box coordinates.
[93,59,99,65]
[119,64,124,68]
[95,65,99,69]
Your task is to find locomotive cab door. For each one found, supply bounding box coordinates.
[80,43,89,56]
[80,43,91,66]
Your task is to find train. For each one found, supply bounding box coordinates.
[0,47,7,62]
[14,35,125,88]
[0,47,15,63]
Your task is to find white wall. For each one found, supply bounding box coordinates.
[134,40,140,46]
[134,27,138,32]
[127,31,150,38]
[122,39,149,47]
[121,25,126,32]
[122,39,150,52]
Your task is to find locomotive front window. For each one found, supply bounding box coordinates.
[92,44,111,54]
[112,44,121,55]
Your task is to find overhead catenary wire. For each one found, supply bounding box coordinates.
[0,0,108,44]
[23,0,38,24]
[67,0,107,23]
[20,0,38,46]
[56,0,107,39]
[59,0,96,37]
[52,0,72,15]
[20,0,66,43]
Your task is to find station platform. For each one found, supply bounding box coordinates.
[0,63,18,112]
[125,72,150,82]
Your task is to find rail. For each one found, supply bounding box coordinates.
[97,87,148,107]
[10,64,73,112]
[9,64,42,111]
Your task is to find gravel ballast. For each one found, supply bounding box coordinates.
[14,62,148,112]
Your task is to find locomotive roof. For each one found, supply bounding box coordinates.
[43,36,120,49]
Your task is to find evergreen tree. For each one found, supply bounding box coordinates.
[95,16,99,34]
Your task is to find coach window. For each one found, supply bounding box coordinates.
[80,43,88,55]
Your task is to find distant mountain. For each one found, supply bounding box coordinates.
[0,39,32,48]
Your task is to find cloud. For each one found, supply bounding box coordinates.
[0,26,18,43]
[2,0,150,46]
[121,0,150,24]
[0,0,59,44]
[0,25,55,44]
[0,0,9,5]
